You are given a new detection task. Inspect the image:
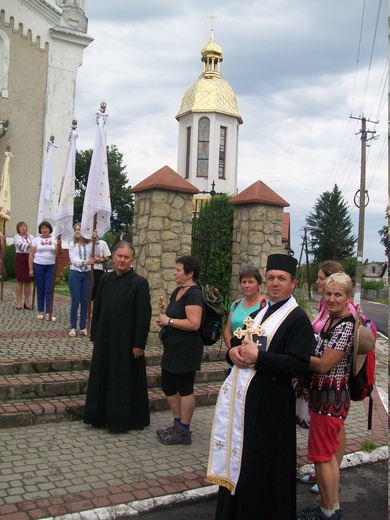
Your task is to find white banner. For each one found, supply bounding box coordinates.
[37,140,58,232]
[56,129,78,241]
[0,148,12,221]
[80,110,111,239]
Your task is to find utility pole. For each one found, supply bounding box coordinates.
[350,115,377,305]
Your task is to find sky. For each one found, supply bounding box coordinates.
[70,0,388,262]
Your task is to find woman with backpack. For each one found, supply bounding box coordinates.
[298,261,356,494]
[156,255,205,445]
[298,272,355,520]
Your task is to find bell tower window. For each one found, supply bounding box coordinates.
[185,126,191,178]
[197,117,210,177]
[218,126,226,179]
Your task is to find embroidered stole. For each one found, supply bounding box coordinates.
[206,296,298,493]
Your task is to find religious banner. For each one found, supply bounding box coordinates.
[56,122,78,241]
[37,137,58,231]
[0,145,12,223]
[80,102,111,239]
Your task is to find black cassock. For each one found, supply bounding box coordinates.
[84,269,151,433]
[216,301,313,520]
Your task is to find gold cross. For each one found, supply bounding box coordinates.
[159,296,165,314]
[234,316,265,342]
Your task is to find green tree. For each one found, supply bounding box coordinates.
[378,222,389,256]
[74,145,134,232]
[305,185,356,263]
[191,194,234,302]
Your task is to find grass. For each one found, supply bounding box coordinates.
[361,440,378,453]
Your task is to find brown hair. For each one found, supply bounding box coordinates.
[239,266,263,285]
[318,260,344,277]
[16,221,27,233]
[38,220,53,234]
[72,223,91,244]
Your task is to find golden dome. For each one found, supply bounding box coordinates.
[176,29,242,123]
[201,33,223,59]
[176,76,242,123]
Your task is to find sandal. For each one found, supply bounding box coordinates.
[46,314,57,322]
[37,314,44,320]
[68,329,77,337]
[80,329,88,336]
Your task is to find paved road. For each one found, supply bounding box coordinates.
[131,460,388,519]
[359,300,388,336]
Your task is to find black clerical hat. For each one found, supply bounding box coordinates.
[266,254,298,277]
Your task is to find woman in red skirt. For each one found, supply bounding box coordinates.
[13,221,34,310]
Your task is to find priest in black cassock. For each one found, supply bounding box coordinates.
[84,241,151,433]
[207,254,313,519]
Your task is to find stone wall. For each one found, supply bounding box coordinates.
[230,203,285,302]
[132,189,194,346]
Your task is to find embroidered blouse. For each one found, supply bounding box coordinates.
[14,233,34,254]
[309,315,354,420]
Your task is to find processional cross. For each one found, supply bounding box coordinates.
[234,316,266,348]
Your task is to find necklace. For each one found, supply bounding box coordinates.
[326,311,351,331]
[180,284,194,289]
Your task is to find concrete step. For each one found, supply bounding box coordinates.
[0,345,226,375]
[0,361,228,401]
[0,381,223,429]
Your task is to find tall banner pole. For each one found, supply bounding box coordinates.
[86,214,98,335]
[80,101,112,336]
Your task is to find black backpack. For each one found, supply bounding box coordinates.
[199,285,226,346]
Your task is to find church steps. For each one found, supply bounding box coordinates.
[0,382,224,429]
[0,345,228,429]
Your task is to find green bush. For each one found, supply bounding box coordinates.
[4,243,16,279]
[362,279,385,291]
[57,263,70,284]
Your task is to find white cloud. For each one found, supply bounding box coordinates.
[74,0,388,261]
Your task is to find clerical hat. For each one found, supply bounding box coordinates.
[266,254,298,277]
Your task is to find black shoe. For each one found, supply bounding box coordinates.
[24,304,31,310]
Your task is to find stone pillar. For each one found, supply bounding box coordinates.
[131,166,199,346]
[229,180,290,302]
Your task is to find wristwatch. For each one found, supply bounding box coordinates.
[168,318,174,327]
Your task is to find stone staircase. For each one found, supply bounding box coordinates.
[0,344,228,429]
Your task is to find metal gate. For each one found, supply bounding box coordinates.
[191,184,233,303]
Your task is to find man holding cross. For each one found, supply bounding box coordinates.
[207,254,313,519]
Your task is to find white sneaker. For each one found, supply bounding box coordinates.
[68,329,77,337]
[80,329,88,336]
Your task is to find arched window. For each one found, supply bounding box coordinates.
[218,126,227,179]
[0,30,10,98]
[197,117,210,177]
[185,126,191,179]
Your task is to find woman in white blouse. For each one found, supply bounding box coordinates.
[29,220,61,320]
[68,223,100,337]
[13,221,34,310]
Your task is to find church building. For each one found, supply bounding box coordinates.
[0,0,91,235]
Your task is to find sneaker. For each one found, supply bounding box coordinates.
[298,506,342,520]
[310,483,320,494]
[80,329,88,336]
[37,314,44,320]
[46,314,57,322]
[156,421,178,439]
[158,425,192,445]
[300,472,317,484]
[69,329,77,337]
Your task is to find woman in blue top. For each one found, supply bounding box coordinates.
[223,267,267,363]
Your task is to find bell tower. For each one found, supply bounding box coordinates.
[176,28,242,195]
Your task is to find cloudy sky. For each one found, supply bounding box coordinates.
[72,0,388,262]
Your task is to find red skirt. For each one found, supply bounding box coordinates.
[15,253,31,283]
